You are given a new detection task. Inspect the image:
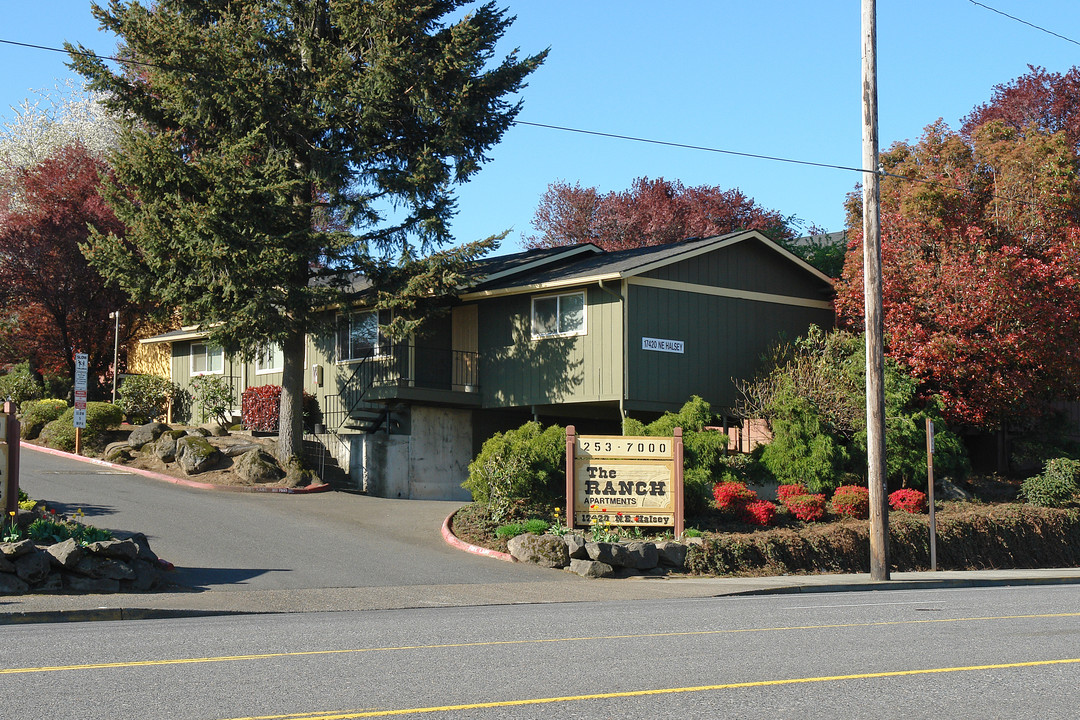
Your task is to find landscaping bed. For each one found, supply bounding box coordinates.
[450,489,1080,577]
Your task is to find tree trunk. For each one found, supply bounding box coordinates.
[277,325,306,465]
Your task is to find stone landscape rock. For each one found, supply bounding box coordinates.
[656,541,688,569]
[201,423,229,437]
[45,538,84,569]
[623,541,659,570]
[0,539,36,558]
[569,558,614,578]
[86,538,140,561]
[14,549,51,584]
[565,534,588,559]
[234,448,284,484]
[586,541,634,568]
[176,435,222,475]
[507,533,571,568]
[128,422,171,448]
[154,432,181,462]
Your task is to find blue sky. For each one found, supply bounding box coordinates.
[4,1,1080,255]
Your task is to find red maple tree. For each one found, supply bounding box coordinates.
[0,143,140,394]
[837,119,1080,427]
[526,176,800,251]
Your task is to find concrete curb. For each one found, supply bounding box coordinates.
[0,607,252,625]
[441,510,515,563]
[22,442,332,494]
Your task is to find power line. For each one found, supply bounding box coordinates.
[968,0,1080,47]
[0,36,1063,214]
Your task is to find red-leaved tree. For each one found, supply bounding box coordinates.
[0,143,141,395]
[526,176,803,251]
[837,119,1080,427]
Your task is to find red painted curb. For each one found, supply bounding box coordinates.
[441,510,515,563]
[21,442,332,494]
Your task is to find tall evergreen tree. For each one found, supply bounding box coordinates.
[68,1,545,464]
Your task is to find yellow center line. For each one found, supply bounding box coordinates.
[3,611,1078,676]
[220,657,1080,719]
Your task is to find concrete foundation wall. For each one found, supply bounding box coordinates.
[408,406,474,501]
[346,406,473,501]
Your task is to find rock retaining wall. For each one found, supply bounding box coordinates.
[506,533,697,578]
[0,535,166,595]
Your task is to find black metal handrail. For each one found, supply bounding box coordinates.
[321,346,479,430]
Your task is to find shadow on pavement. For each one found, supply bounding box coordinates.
[168,566,293,591]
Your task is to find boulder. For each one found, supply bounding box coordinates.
[0,539,36,558]
[222,443,265,458]
[201,423,229,437]
[128,422,171,448]
[154,432,180,462]
[0,572,29,594]
[586,541,634,568]
[569,558,614,578]
[656,541,688,570]
[507,533,570,569]
[623,541,659,570]
[564,534,589,560]
[123,559,164,592]
[185,427,211,437]
[234,449,284,484]
[85,539,140,561]
[45,538,84,569]
[64,575,120,593]
[176,436,222,475]
[74,556,137,581]
[14,549,52,584]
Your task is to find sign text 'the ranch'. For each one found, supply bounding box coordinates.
[564,427,685,536]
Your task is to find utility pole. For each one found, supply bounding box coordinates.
[862,0,890,581]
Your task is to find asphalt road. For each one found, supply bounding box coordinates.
[2,583,1078,719]
[17,446,567,591]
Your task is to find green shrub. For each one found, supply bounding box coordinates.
[39,402,124,453]
[523,518,550,534]
[118,374,181,424]
[20,399,68,440]
[624,396,729,516]
[0,363,44,406]
[1020,458,1080,508]
[760,390,848,493]
[495,523,525,539]
[464,422,565,513]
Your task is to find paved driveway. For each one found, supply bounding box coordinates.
[18,446,566,591]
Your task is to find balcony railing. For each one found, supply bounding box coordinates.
[322,345,479,430]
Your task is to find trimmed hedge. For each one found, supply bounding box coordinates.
[684,505,1080,576]
[39,402,123,453]
[20,399,69,440]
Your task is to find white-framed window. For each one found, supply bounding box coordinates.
[337,309,390,362]
[190,342,224,375]
[531,291,586,338]
[255,343,284,374]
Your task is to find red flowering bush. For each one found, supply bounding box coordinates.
[782,493,828,522]
[777,484,810,503]
[830,485,870,519]
[740,500,777,526]
[241,385,321,432]
[889,488,928,514]
[712,481,757,512]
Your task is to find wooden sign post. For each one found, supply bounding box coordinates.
[1,402,20,518]
[565,426,684,538]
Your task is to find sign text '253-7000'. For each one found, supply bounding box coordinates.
[570,433,682,528]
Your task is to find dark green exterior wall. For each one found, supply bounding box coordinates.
[625,282,834,412]
[477,285,623,409]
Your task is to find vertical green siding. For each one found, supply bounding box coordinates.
[478,285,623,409]
[626,284,834,411]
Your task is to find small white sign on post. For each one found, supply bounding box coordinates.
[74,353,88,429]
[641,337,684,354]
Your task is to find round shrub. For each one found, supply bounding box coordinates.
[19,399,69,440]
[464,422,565,513]
[783,493,828,522]
[777,483,810,503]
[0,364,44,406]
[1020,458,1080,508]
[39,401,123,453]
[712,481,756,512]
[118,374,181,424]
[740,499,777,526]
[830,484,870,519]
[889,488,928,514]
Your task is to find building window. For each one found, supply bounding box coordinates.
[191,342,224,375]
[337,310,390,362]
[255,344,284,374]
[532,291,585,338]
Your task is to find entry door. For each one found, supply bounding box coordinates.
[451,305,478,391]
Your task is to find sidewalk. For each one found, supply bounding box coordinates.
[3,567,1080,625]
